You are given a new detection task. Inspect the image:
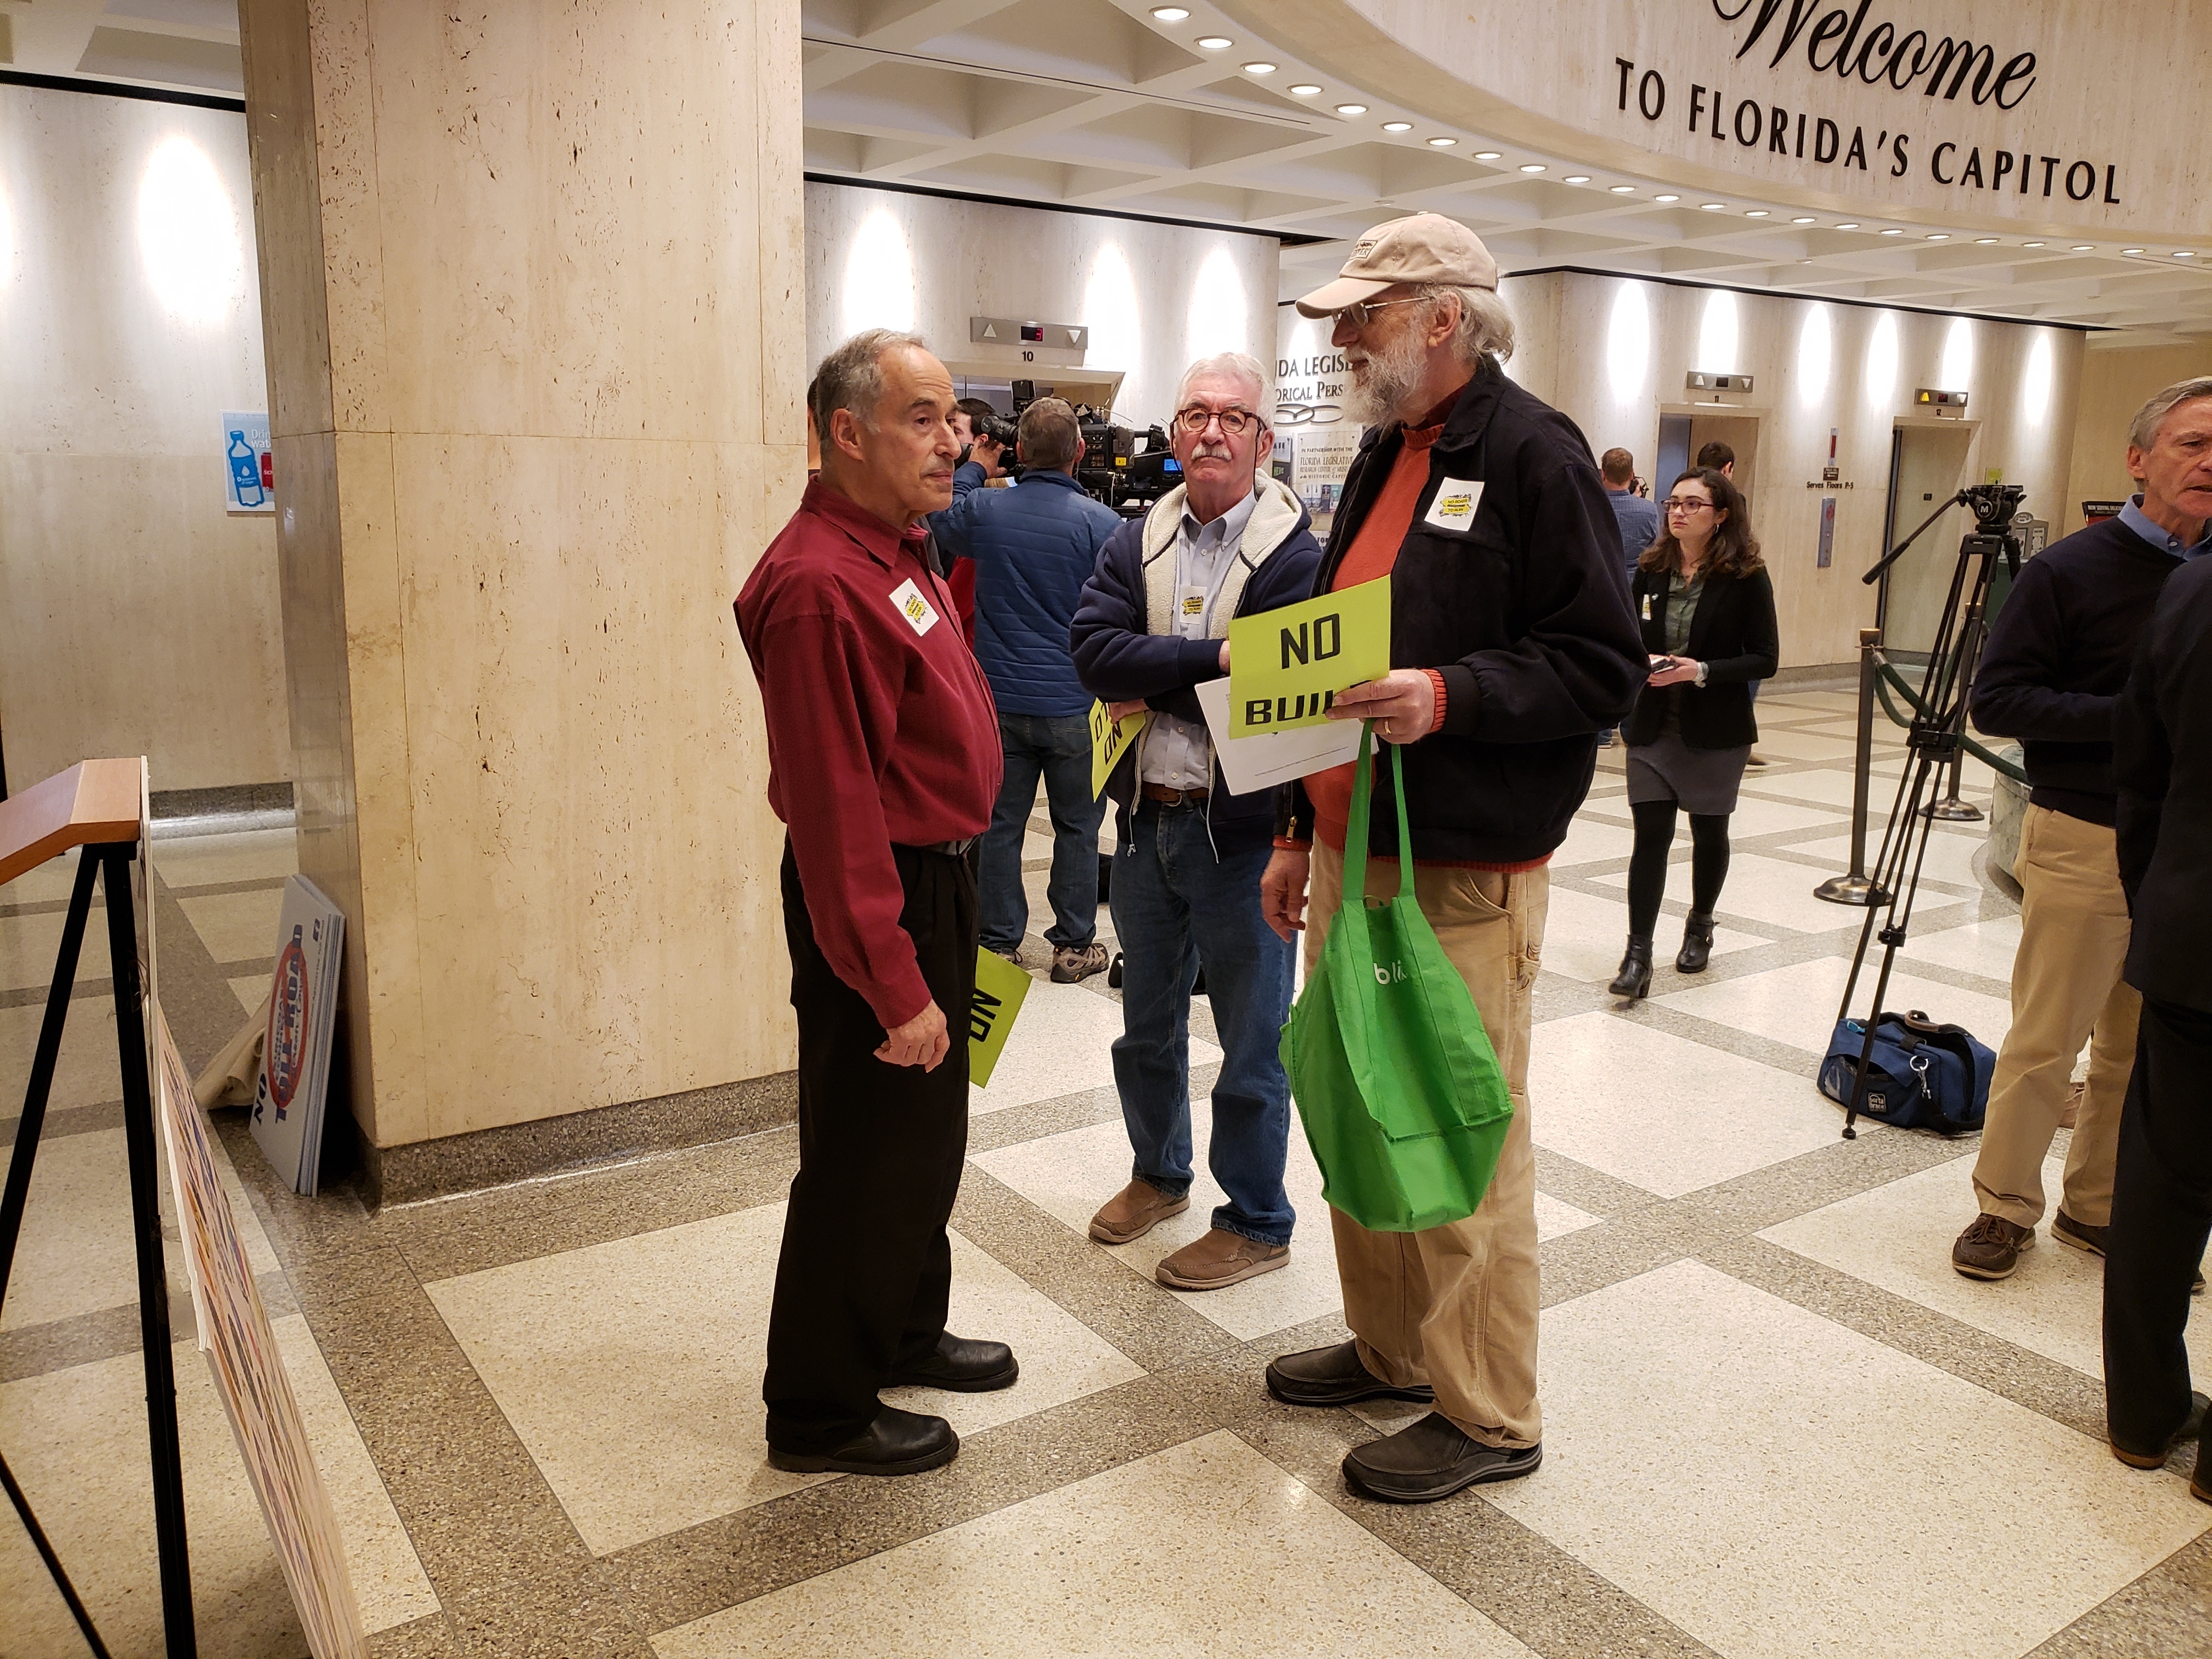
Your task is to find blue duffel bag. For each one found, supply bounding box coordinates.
[1819,1008,1996,1135]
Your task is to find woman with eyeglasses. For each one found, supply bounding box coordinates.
[1609,466,1778,998]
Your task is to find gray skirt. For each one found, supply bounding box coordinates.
[1625,727,1751,816]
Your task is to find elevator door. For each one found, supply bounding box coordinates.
[1880,424,1977,659]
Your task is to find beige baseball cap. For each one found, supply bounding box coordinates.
[1293,213,1499,318]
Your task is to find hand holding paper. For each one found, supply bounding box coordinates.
[1226,576,1392,737]
[1328,669,1437,744]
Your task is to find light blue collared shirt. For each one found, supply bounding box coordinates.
[1142,488,1259,790]
[2118,493,2212,560]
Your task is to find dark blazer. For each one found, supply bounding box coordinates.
[2114,552,2212,1014]
[1623,563,1779,750]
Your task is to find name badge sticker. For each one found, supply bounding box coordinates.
[1423,478,1484,532]
[1177,583,1207,636]
[889,577,940,636]
[1641,593,1654,620]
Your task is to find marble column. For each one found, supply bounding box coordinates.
[237,1,805,1175]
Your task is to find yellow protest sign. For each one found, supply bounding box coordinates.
[968,947,1033,1088]
[1226,575,1393,737]
[1089,698,1150,798]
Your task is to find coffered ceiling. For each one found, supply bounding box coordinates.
[12,0,2208,343]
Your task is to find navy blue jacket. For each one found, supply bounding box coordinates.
[930,463,1124,718]
[1071,477,1325,856]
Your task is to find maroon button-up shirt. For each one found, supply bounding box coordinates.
[736,478,1001,1028]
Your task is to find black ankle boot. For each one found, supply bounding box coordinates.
[1609,935,1654,999]
[1677,912,1716,973]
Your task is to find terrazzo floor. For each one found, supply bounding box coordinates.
[1,685,2207,1658]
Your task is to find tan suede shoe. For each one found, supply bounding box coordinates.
[1087,1180,1189,1245]
[1155,1228,1289,1291]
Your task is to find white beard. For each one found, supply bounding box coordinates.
[1345,322,1432,427]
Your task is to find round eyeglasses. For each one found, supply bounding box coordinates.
[1174,405,1265,436]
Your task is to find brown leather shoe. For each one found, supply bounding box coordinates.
[1087,1180,1188,1245]
[1155,1228,1288,1291]
[1953,1213,2035,1280]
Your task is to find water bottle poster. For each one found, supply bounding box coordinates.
[222,410,274,513]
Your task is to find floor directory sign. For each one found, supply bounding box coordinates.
[1226,575,1392,737]
[222,411,274,512]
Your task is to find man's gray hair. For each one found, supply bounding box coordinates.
[2130,376,2212,450]
[1417,283,1516,367]
[1017,397,1082,472]
[1173,351,1270,421]
[811,328,929,438]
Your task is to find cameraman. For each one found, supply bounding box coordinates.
[931,398,1124,982]
[1951,377,2212,1284]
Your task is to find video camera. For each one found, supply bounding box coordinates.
[1075,421,1178,516]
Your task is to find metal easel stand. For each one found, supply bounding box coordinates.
[1831,486,2023,1140]
[0,843,196,1657]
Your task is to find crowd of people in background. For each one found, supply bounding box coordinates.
[740,211,2212,1509]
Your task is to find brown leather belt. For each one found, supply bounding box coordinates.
[1140,783,1210,806]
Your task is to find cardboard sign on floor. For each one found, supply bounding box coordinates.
[251,875,345,1195]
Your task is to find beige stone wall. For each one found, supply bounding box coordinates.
[0,86,291,794]
[2063,343,2212,532]
[239,1,805,1148]
[1498,272,2081,669]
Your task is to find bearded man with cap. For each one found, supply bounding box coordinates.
[1261,216,1644,1502]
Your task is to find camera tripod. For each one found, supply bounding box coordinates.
[1832,484,2024,1138]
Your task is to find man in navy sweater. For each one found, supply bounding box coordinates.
[1071,352,1324,1293]
[932,398,1125,983]
[1953,377,2212,1283]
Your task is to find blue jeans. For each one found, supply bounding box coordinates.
[1109,800,1296,1245]
[981,711,1107,954]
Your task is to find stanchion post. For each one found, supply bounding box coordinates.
[1815,628,1881,905]
[1925,607,1988,822]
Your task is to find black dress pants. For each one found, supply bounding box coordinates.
[2104,994,2212,1455]
[763,839,977,1454]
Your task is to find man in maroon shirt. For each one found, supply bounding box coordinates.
[736,329,1012,1477]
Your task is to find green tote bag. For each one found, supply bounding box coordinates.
[1279,725,1515,1232]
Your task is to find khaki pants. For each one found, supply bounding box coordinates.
[1306,843,1545,1449]
[1971,804,2138,1230]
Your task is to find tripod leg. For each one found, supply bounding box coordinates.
[0,848,100,1309]
[1,1447,115,1658]
[100,849,197,1659]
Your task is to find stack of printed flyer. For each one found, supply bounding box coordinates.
[251,876,345,1196]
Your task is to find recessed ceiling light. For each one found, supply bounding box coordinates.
[1430,137,1459,148]
[1611,185,1637,194]
[1148,4,1189,17]
[1195,35,1232,48]
[2177,251,2198,258]
[1834,221,1859,229]
[1926,232,1949,240]
[1564,175,1591,184]
[2072,244,2095,251]
[1699,201,1725,210]
[1472,150,1500,160]
[1745,209,1769,217]
[1520,163,1547,173]
[1288,83,1322,95]
[1655,193,1680,202]
[1335,103,1368,115]
[1791,216,1815,224]
[1880,227,1904,235]
[1381,121,1412,132]
[2022,240,2044,247]
[1974,236,1999,244]
[1241,61,1276,74]
[2123,246,2146,254]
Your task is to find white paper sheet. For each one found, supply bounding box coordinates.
[1195,675,1365,795]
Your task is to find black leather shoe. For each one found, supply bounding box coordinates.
[1609,934,1653,999]
[1676,912,1716,973]
[2113,1391,2210,1470]
[1342,1412,1541,1503]
[765,1406,957,1476]
[887,1333,1018,1393]
[1266,1340,1435,1408]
